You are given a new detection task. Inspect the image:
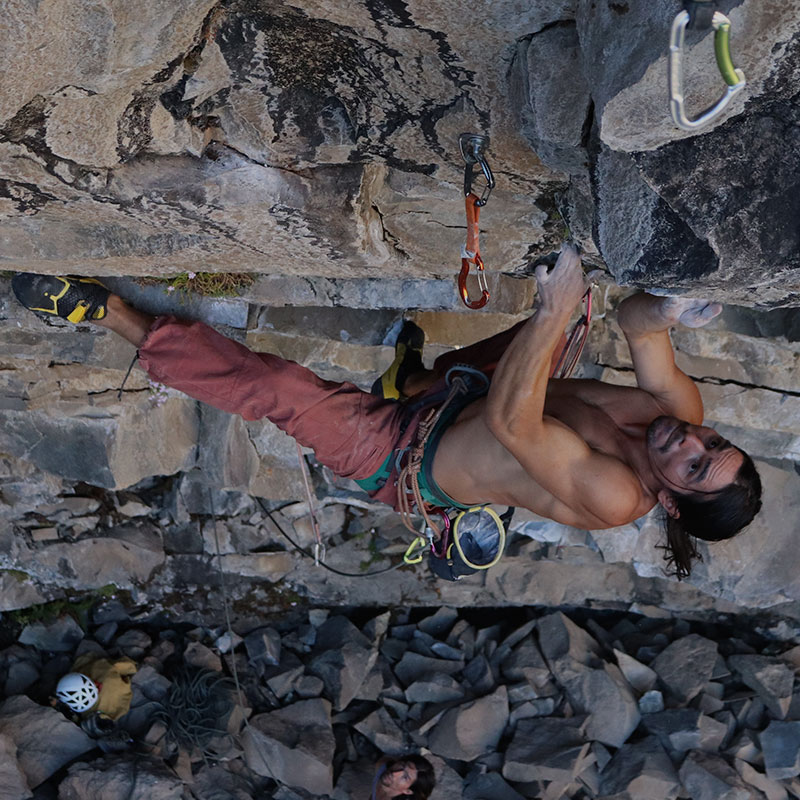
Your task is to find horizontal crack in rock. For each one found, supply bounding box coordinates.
[596,361,800,397]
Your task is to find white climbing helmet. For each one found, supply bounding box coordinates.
[56,672,99,712]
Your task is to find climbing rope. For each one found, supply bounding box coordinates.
[295,442,325,566]
[151,668,235,753]
[552,287,593,380]
[254,496,406,578]
[458,133,495,309]
[669,0,746,130]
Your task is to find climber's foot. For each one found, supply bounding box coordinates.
[11,273,111,323]
[371,320,426,400]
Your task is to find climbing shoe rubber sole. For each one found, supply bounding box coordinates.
[11,273,110,323]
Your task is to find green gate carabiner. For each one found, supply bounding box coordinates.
[669,9,746,131]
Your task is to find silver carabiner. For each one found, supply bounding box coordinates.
[669,10,746,131]
[458,133,495,207]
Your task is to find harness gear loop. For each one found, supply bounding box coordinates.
[459,192,490,309]
[669,7,746,131]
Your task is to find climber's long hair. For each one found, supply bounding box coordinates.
[661,450,763,579]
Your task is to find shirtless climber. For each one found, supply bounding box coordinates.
[11,245,761,577]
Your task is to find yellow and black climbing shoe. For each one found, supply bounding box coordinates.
[11,273,110,323]
[371,319,425,400]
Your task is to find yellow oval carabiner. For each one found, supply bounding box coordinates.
[403,536,428,565]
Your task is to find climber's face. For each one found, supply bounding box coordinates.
[646,415,742,494]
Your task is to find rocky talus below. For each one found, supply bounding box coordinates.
[4,601,800,799]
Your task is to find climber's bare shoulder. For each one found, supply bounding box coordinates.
[435,392,655,530]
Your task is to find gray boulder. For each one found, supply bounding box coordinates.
[354,707,406,756]
[642,709,728,757]
[427,686,508,761]
[244,627,282,673]
[650,634,718,705]
[331,759,375,800]
[501,636,552,687]
[613,648,658,693]
[537,612,601,666]
[0,732,31,800]
[1,646,41,695]
[191,765,257,800]
[417,607,459,638]
[538,613,639,747]
[503,715,592,784]
[760,720,800,780]
[678,750,753,800]
[464,772,527,800]
[405,672,465,705]
[242,698,334,796]
[599,735,681,800]
[394,651,464,687]
[58,756,184,800]
[728,654,795,719]
[308,616,378,710]
[18,615,84,652]
[735,759,789,800]
[639,690,665,715]
[0,695,93,788]
[115,629,152,659]
[512,19,591,173]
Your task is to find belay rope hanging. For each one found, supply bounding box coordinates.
[669,0,746,130]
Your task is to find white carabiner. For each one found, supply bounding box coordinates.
[669,10,746,131]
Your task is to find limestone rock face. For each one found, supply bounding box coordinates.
[1,0,795,302]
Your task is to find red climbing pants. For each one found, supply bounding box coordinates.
[136,315,535,495]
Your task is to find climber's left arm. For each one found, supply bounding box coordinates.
[616,292,722,424]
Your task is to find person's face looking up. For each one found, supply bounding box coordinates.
[382,762,418,796]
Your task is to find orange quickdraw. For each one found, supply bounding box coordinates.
[458,133,494,310]
[459,192,490,309]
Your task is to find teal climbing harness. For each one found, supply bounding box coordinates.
[669,1,746,131]
[458,133,495,309]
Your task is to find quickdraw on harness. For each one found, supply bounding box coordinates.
[669,0,746,131]
[458,133,495,310]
